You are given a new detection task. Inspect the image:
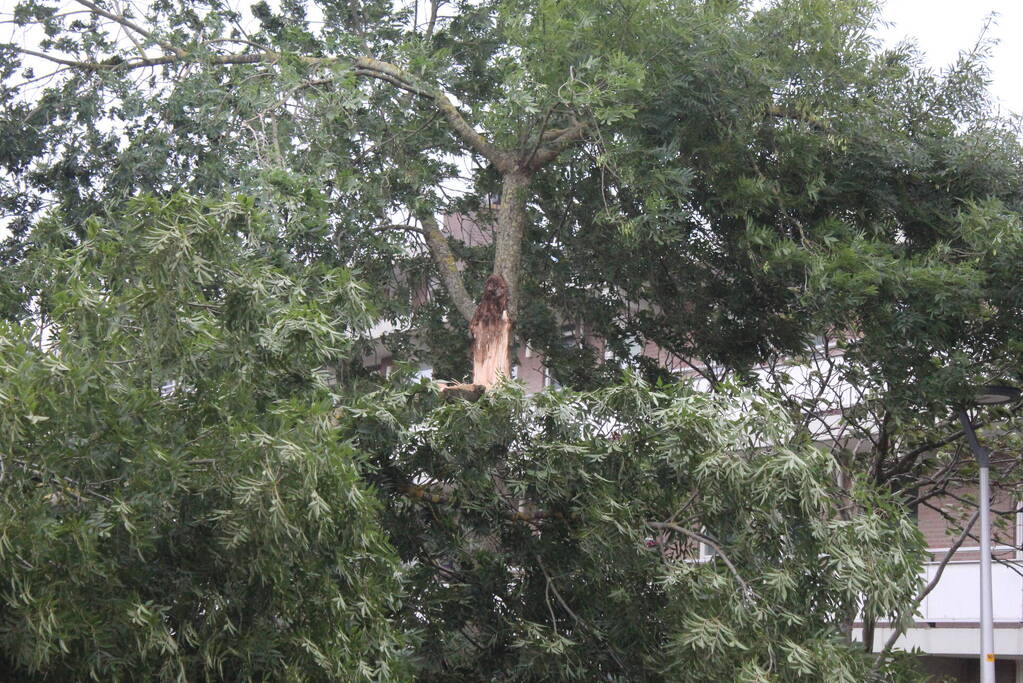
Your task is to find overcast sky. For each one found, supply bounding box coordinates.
[876,0,1023,116]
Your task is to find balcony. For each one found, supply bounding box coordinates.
[856,558,1023,660]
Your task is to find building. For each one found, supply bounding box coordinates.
[862,474,1023,682]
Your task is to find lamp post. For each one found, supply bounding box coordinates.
[958,385,1020,683]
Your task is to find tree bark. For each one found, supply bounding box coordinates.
[422,214,476,323]
[492,171,532,321]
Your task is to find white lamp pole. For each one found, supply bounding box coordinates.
[957,385,1020,683]
[959,410,995,683]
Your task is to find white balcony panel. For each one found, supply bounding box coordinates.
[854,627,1023,657]
[918,560,1023,623]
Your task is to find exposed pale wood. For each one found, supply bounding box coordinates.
[470,275,512,388]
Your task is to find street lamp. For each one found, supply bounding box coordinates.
[958,384,1020,683]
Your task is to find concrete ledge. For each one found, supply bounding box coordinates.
[853,626,1023,656]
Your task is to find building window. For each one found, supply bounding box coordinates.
[699,537,719,561]
[561,323,578,348]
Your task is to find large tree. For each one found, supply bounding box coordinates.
[0,193,928,680]
[0,195,409,680]
[0,0,914,359]
[3,0,1023,678]
[4,0,1020,390]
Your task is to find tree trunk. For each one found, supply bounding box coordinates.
[439,169,530,396]
[493,171,531,320]
[470,274,512,388]
[862,608,876,654]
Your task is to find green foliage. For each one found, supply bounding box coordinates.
[0,195,408,681]
[527,0,1023,393]
[342,377,925,680]
[3,0,1022,678]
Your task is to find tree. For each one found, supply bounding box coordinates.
[0,192,930,681]
[0,195,407,680]
[529,11,1023,654]
[4,0,1020,390]
[2,0,628,377]
[3,0,1023,678]
[341,375,926,681]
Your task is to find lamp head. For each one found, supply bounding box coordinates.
[973,385,1022,406]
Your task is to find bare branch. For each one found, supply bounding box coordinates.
[647,521,757,601]
[871,509,979,674]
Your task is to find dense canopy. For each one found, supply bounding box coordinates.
[2,0,1023,679]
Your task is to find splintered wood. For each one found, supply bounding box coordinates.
[470,274,512,388]
[439,274,511,401]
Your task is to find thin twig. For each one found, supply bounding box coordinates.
[536,554,627,671]
[871,509,979,676]
[647,521,757,601]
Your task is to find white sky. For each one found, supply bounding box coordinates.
[876,0,1023,116]
[5,0,1020,115]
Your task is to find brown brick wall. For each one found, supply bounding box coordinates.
[918,483,1017,562]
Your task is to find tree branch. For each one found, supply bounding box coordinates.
[421,215,476,323]
[871,508,980,675]
[350,56,508,169]
[11,45,267,70]
[527,119,587,170]
[425,0,442,41]
[369,223,425,236]
[646,521,757,601]
[12,37,507,170]
[535,553,628,671]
